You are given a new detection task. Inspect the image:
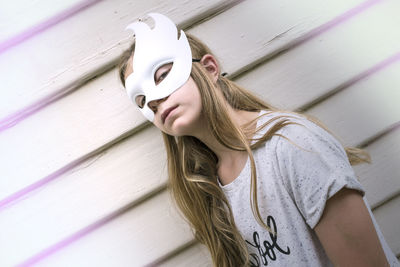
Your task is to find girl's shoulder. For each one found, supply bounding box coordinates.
[257,110,307,126]
[255,109,315,141]
[255,110,345,157]
[257,109,333,137]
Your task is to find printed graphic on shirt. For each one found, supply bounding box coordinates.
[246,215,291,266]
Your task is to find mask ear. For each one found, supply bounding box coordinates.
[200,54,220,82]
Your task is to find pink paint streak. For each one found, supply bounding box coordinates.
[0,0,102,54]
[290,0,383,47]
[16,186,165,267]
[16,198,141,267]
[0,154,87,211]
[0,0,102,132]
[0,1,107,208]
[0,80,82,132]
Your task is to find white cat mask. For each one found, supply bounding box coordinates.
[124,13,193,122]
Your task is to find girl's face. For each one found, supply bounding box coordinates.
[125,61,204,137]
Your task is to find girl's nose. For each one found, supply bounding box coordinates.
[148,97,167,113]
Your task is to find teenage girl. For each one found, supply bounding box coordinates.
[118,13,399,267]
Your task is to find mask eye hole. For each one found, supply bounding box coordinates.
[135,95,146,109]
[154,63,173,85]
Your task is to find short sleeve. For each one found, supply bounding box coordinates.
[275,117,365,229]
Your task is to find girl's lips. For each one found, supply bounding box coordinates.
[161,105,178,124]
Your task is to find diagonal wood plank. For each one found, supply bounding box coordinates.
[354,126,400,209]
[0,0,98,51]
[235,0,400,111]
[189,0,372,77]
[0,125,167,266]
[29,190,194,267]
[0,68,140,203]
[306,59,400,147]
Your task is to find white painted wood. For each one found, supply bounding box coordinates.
[236,0,400,110]
[159,243,212,267]
[0,125,168,266]
[0,0,83,43]
[0,0,238,123]
[0,0,379,209]
[373,194,400,257]
[354,127,400,208]
[306,59,400,146]
[189,0,368,76]
[0,68,141,202]
[32,190,194,267]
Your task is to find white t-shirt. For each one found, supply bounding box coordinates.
[219,111,399,267]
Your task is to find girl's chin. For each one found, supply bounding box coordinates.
[160,112,202,136]
[166,119,195,136]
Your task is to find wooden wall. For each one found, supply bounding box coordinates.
[0,0,399,266]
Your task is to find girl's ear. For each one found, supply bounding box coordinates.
[200,54,219,82]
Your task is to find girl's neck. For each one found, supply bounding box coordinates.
[193,109,260,185]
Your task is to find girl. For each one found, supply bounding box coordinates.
[118,13,398,266]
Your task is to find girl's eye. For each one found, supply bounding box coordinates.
[156,70,170,84]
[135,95,146,108]
[155,63,173,84]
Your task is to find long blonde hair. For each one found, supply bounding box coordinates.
[119,33,370,266]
